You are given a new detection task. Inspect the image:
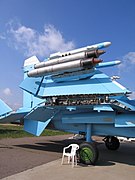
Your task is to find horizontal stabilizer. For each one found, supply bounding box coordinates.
[0,107,30,123]
[24,119,51,136]
[0,110,29,123]
[0,99,12,116]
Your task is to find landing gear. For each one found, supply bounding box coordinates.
[77,124,98,165]
[78,142,99,165]
[103,136,120,150]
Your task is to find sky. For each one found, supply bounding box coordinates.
[0,0,135,109]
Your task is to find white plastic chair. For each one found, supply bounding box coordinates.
[61,144,79,167]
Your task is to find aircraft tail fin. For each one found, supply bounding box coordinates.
[22,56,43,108]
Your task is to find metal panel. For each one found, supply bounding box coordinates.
[25,106,59,122]
[115,113,135,127]
[93,104,114,112]
[38,71,129,97]
[0,112,27,123]
[117,99,135,111]
[62,112,115,124]
[20,76,43,95]
[24,119,51,136]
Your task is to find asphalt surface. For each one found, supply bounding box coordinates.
[0,135,135,179]
[0,135,73,179]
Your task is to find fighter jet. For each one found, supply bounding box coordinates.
[0,41,135,165]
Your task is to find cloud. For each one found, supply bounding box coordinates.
[129,91,135,99]
[6,21,75,58]
[2,88,12,96]
[118,52,135,72]
[0,34,6,40]
[0,88,22,109]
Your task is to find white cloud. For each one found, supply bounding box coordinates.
[2,88,12,96]
[118,52,135,72]
[129,91,135,99]
[0,88,22,110]
[0,34,6,40]
[124,52,135,64]
[7,21,75,58]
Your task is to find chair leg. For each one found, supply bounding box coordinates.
[75,155,77,166]
[61,155,64,165]
[72,156,74,168]
[68,156,70,164]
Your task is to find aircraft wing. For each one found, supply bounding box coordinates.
[20,69,130,98]
[0,99,58,136]
[0,110,31,123]
[0,99,30,123]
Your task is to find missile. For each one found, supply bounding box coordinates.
[35,50,105,69]
[96,60,121,68]
[28,58,102,77]
[49,41,111,59]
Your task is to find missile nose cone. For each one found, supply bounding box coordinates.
[115,60,121,65]
[93,59,103,64]
[97,42,111,49]
[96,50,106,57]
[104,42,112,47]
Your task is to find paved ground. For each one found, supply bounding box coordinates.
[2,158,135,180]
[0,135,72,179]
[0,135,135,180]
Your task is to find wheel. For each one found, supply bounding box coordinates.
[78,142,99,165]
[104,136,120,150]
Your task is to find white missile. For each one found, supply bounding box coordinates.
[49,41,111,59]
[35,50,105,69]
[96,60,121,68]
[28,58,102,77]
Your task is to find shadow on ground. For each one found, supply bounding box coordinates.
[15,139,135,166]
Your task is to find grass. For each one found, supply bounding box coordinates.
[0,124,69,139]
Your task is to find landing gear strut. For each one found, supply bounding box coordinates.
[103,136,120,150]
[77,124,99,165]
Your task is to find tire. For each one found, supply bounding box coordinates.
[79,142,99,165]
[104,136,120,150]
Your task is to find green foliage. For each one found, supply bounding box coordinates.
[0,124,69,139]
